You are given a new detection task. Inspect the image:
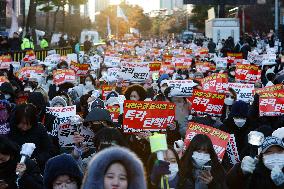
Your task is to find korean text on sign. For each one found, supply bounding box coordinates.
[259,90,284,116]
[190,89,225,117]
[202,73,228,92]
[235,64,260,83]
[53,69,76,85]
[123,100,175,133]
[184,122,230,160]
[121,62,150,82]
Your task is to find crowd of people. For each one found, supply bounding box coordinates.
[0,30,283,189]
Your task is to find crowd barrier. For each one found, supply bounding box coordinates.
[2,47,74,62]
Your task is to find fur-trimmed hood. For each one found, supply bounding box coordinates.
[81,146,147,189]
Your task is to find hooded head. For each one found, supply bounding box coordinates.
[0,82,15,100]
[81,147,146,189]
[43,154,83,189]
[50,96,67,107]
[230,100,249,118]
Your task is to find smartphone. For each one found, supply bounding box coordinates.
[201,165,212,172]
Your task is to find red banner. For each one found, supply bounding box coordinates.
[70,61,90,76]
[196,62,211,73]
[235,64,260,83]
[53,69,76,85]
[17,66,44,80]
[149,62,162,72]
[184,122,230,160]
[259,90,284,116]
[202,73,228,92]
[254,84,284,94]
[191,89,225,116]
[123,100,175,133]
[227,52,243,59]
[106,105,120,122]
[102,85,115,100]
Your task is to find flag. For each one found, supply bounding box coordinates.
[7,0,19,38]
[107,16,112,36]
[117,5,128,22]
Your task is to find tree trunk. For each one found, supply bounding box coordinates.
[26,0,37,32]
[53,6,60,33]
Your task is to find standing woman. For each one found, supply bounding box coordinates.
[178,134,228,189]
[8,103,54,172]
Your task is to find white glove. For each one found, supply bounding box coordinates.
[241,156,258,174]
[271,166,284,186]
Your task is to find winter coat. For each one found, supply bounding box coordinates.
[82,146,147,189]
[0,157,43,189]
[226,162,284,189]
[8,122,54,172]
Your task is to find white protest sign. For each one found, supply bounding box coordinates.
[228,83,254,103]
[247,52,263,65]
[104,56,121,67]
[44,54,61,65]
[121,62,149,82]
[107,67,121,82]
[164,80,198,97]
[89,55,101,70]
[58,122,94,147]
[46,105,76,137]
[215,57,227,70]
[262,54,276,66]
[66,54,78,64]
[226,134,240,165]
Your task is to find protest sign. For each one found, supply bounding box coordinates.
[202,73,228,92]
[46,105,76,137]
[149,62,162,72]
[0,55,12,69]
[17,66,44,80]
[227,52,243,59]
[228,83,254,103]
[262,54,277,66]
[184,122,230,160]
[0,76,9,85]
[226,134,240,165]
[106,105,120,123]
[235,64,260,83]
[196,62,211,73]
[121,62,149,82]
[104,56,121,67]
[89,55,101,70]
[215,57,227,70]
[53,69,76,85]
[123,100,175,133]
[191,89,225,116]
[107,67,121,82]
[164,80,197,97]
[102,85,116,100]
[259,90,284,116]
[160,63,175,75]
[254,84,284,94]
[247,52,263,65]
[70,61,90,76]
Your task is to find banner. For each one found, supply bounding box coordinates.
[123,100,175,133]
[164,80,197,97]
[228,83,254,103]
[184,122,230,160]
[149,62,162,72]
[0,55,12,69]
[259,91,284,116]
[70,61,90,76]
[53,69,76,85]
[106,105,120,123]
[254,84,283,94]
[215,57,227,70]
[227,52,243,59]
[121,62,149,82]
[235,64,260,83]
[191,89,225,116]
[226,134,240,165]
[196,62,211,73]
[18,66,44,80]
[202,73,228,92]
[46,105,76,137]
[104,56,121,67]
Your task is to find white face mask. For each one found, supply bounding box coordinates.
[24,87,33,92]
[85,81,93,86]
[4,94,11,99]
[168,163,178,181]
[181,75,187,79]
[224,97,234,106]
[192,151,211,167]
[53,183,78,189]
[263,153,284,170]
[233,118,246,128]
[161,87,167,94]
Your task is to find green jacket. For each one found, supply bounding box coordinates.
[21,38,34,50]
[40,39,49,49]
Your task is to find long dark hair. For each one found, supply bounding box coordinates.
[178,134,225,186]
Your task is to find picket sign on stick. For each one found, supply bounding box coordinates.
[123,100,175,133]
[228,83,254,103]
[202,73,228,92]
[120,62,150,82]
[184,122,230,160]
[259,90,284,116]
[190,89,225,117]
[164,80,197,97]
[53,69,76,85]
[235,64,260,83]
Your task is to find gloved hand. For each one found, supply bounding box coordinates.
[150,160,170,185]
[271,166,284,186]
[241,156,258,174]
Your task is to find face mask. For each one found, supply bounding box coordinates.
[192,151,211,167]
[181,75,187,79]
[4,94,11,100]
[168,163,178,181]
[263,153,284,170]
[24,87,33,92]
[161,87,167,94]
[230,71,235,76]
[224,97,234,106]
[53,183,78,189]
[85,81,93,86]
[233,118,246,128]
